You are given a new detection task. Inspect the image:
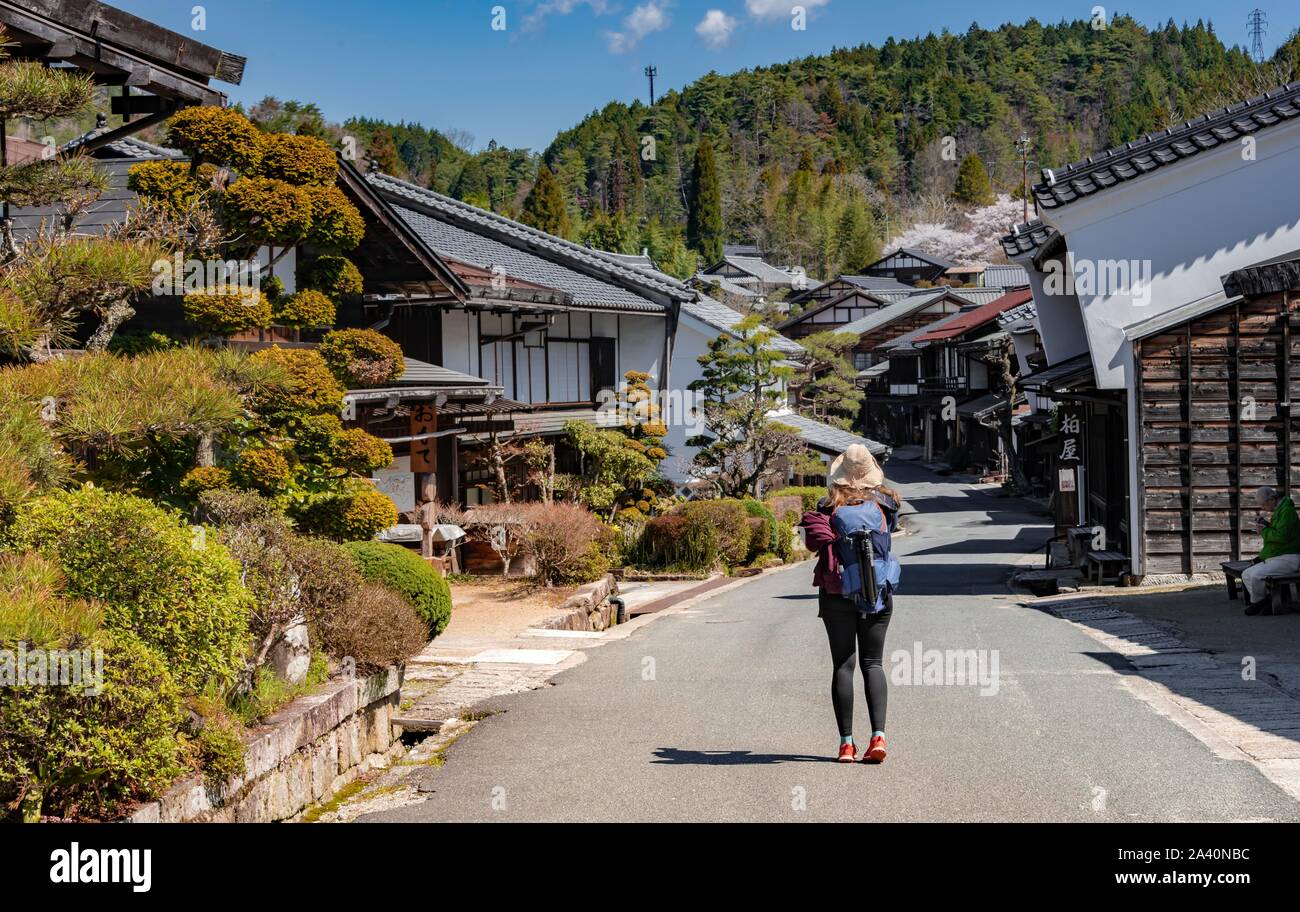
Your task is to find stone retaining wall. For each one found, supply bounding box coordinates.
[129,666,403,823]
[535,574,618,632]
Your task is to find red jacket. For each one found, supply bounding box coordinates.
[800,509,841,595]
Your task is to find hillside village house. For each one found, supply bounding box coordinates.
[700,251,804,299]
[1004,80,1300,581]
[362,168,885,494]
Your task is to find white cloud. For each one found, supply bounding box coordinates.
[745,0,830,20]
[604,2,671,54]
[695,10,737,49]
[524,0,616,31]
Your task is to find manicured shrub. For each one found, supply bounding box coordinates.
[6,487,252,692]
[252,132,338,186]
[261,276,286,306]
[769,486,827,513]
[521,502,611,586]
[743,498,778,558]
[126,159,215,211]
[167,105,264,172]
[332,426,393,475]
[296,481,397,543]
[298,255,363,298]
[188,693,246,785]
[305,184,365,250]
[222,177,314,248]
[0,629,186,821]
[341,540,452,636]
[233,446,291,493]
[311,582,428,672]
[273,289,336,328]
[248,346,345,418]
[677,499,751,566]
[634,511,717,571]
[319,328,405,388]
[182,287,272,336]
[180,465,233,498]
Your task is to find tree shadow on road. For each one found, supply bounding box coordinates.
[651,747,838,765]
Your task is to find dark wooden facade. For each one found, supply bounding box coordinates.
[1135,290,1300,575]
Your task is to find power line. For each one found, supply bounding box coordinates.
[1248,8,1268,64]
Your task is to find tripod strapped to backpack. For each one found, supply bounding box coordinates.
[847,530,879,609]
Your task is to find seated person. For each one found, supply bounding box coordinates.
[1243,486,1300,615]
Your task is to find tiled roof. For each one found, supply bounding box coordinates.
[367,171,693,312]
[837,289,950,337]
[64,128,183,160]
[840,275,914,291]
[913,288,1033,343]
[605,251,657,270]
[997,300,1039,333]
[766,411,889,458]
[1018,353,1094,392]
[982,265,1030,288]
[999,219,1058,259]
[695,273,763,298]
[880,309,973,354]
[680,295,804,357]
[1033,81,1300,211]
[719,255,800,285]
[398,358,493,387]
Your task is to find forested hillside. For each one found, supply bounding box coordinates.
[262,16,1299,280]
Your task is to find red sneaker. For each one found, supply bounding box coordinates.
[836,742,857,763]
[863,735,887,764]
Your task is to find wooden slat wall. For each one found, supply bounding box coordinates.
[1137,292,1300,574]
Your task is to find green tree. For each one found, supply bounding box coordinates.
[952,153,995,206]
[520,165,571,237]
[367,128,402,176]
[687,137,724,263]
[687,315,809,497]
[798,331,865,430]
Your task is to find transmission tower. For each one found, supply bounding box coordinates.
[1248,9,1268,64]
[645,65,657,105]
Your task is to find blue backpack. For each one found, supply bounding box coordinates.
[831,500,901,614]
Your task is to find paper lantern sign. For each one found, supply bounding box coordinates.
[410,405,437,473]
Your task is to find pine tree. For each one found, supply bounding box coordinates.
[952,153,994,206]
[687,137,724,264]
[451,157,490,208]
[798,331,866,430]
[520,165,571,238]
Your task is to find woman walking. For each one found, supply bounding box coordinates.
[800,444,902,764]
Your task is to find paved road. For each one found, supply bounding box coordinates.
[363,461,1300,822]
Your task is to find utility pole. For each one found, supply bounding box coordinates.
[1248,9,1268,64]
[1015,133,1033,224]
[644,65,657,106]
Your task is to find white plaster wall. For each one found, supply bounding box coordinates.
[1043,118,1300,389]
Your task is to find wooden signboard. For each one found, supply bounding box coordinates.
[410,405,437,473]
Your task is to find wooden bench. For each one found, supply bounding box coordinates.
[1084,550,1128,584]
[1221,559,1300,612]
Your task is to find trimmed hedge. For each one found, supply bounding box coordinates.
[676,499,751,566]
[341,540,452,637]
[5,487,251,692]
[769,486,827,513]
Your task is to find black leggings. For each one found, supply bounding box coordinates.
[819,593,892,737]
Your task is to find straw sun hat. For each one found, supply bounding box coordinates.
[827,443,885,492]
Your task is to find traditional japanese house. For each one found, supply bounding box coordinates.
[784,274,914,310]
[776,286,891,344]
[1004,80,1300,579]
[699,253,804,297]
[362,169,864,490]
[860,248,955,286]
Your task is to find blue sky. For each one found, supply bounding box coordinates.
[115,1,1291,151]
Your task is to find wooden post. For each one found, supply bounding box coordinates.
[1185,323,1195,576]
